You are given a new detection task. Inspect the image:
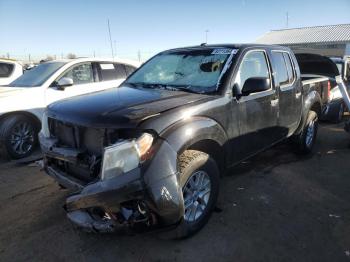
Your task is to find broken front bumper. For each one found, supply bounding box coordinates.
[40,133,184,232]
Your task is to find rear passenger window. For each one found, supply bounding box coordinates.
[0,63,14,78]
[125,65,136,76]
[99,63,127,81]
[283,53,295,84]
[272,52,289,86]
[114,63,127,79]
[236,51,270,90]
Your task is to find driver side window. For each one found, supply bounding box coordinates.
[236,51,270,90]
[58,63,94,85]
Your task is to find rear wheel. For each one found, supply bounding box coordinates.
[175,150,220,238]
[335,103,344,123]
[293,110,318,154]
[0,115,38,159]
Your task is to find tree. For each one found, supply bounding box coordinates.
[66,53,77,59]
[45,55,54,61]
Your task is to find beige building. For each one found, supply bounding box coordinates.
[256,24,350,57]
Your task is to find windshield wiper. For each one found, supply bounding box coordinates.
[126,82,200,94]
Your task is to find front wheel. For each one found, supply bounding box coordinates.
[0,115,38,159]
[175,150,220,238]
[293,110,318,154]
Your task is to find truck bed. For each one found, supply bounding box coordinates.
[301,74,330,106]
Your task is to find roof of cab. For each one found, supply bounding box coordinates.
[163,43,291,53]
[43,57,141,67]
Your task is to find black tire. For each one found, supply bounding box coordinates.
[0,115,38,159]
[174,150,220,238]
[334,103,344,123]
[293,110,318,154]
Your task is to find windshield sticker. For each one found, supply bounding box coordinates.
[212,48,238,55]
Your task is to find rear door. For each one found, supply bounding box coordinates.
[271,51,301,133]
[234,49,279,159]
[96,62,128,89]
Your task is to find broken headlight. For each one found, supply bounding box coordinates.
[101,133,153,180]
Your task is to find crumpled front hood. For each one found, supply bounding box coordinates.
[48,85,211,128]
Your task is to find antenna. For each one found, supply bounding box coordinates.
[107,19,114,60]
[286,12,289,28]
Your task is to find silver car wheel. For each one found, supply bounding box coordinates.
[305,119,315,148]
[9,122,35,155]
[182,170,211,222]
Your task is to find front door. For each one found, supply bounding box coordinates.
[45,62,102,106]
[234,50,279,160]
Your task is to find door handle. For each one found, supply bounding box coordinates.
[271,98,279,107]
[295,92,301,99]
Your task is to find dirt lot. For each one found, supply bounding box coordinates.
[1,122,350,262]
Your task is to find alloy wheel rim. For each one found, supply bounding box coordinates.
[9,122,35,155]
[182,170,211,222]
[305,119,315,148]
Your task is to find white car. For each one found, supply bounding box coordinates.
[0,58,140,159]
[0,59,23,86]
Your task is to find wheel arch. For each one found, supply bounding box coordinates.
[294,91,322,135]
[161,116,228,173]
[0,111,42,132]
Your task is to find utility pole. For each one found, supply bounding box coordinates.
[93,50,96,57]
[205,30,209,44]
[138,50,141,62]
[286,12,289,28]
[28,54,31,62]
[114,40,117,58]
[107,19,114,60]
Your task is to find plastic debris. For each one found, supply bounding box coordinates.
[329,214,341,218]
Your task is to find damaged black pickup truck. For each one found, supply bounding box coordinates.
[40,44,326,238]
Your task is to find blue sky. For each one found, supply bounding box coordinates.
[0,0,349,61]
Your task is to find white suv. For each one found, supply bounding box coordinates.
[0,59,23,86]
[0,58,140,159]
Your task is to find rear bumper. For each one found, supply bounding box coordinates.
[39,133,184,232]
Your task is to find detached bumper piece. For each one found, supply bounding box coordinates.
[67,210,118,233]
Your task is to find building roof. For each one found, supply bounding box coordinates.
[256,24,350,45]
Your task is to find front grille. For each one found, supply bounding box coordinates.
[47,118,108,182]
[48,118,105,155]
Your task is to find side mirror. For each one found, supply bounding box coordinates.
[241,77,270,96]
[56,77,73,90]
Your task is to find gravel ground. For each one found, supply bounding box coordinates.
[0,123,350,262]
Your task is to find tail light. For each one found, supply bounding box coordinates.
[327,80,331,101]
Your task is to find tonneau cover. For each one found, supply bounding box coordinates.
[295,53,340,79]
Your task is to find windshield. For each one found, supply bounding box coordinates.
[9,62,66,87]
[126,48,235,93]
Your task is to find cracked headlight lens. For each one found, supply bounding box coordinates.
[101,133,153,180]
